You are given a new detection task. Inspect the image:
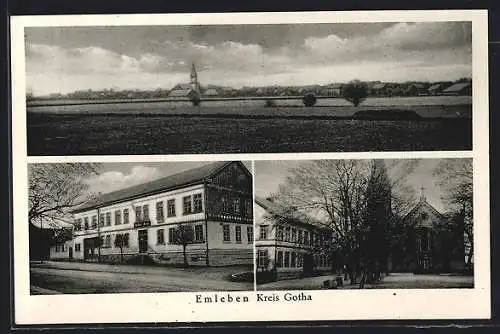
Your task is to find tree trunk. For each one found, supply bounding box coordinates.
[120,246,123,263]
[183,244,188,268]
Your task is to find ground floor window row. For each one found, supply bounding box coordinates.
[257,249,330,269]
[75,222,254,250]
[54,244,67,252]
[223,224,253,243]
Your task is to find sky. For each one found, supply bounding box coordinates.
[84,161,252,196]
[254,159,469,214]
[25,22,472,96]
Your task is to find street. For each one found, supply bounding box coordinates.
[258,273,474,291]
[30,261,254,294]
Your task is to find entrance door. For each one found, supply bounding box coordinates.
[303,253,314,276]
[138,229,148,253]
[68,247,73,260]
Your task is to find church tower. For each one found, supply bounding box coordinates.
[190,63,200,94]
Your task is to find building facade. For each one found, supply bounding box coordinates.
[50,161,254,266]
[255,197,332,280]
[391,195,466,273]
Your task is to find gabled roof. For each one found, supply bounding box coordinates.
[371,83,387,90]
[427,83,442,91]
[203,88,219,96]
[72,161,234,213]
[442,82,471,93]
[172,83,192,90]
[169,89,194,97]
[403,198,443,222]
[255,196,328,230]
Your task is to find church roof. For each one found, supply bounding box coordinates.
[72,161,234,213]
[172,83,192,90]
[169,89,194,97]
[403,198,443,222]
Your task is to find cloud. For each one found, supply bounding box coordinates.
[25,22,472,95]
[84,165,162,195]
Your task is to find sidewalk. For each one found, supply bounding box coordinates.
[31,261,252,281]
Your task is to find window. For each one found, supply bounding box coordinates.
[298,230,303,244]
[75,218,82,231]
[105,212,111,226]
[123,209,129,224]
[221,197,228,212]
[123,233,129,247]
[167,199,176,217]
[304,231,309,245]
[55,244,60,252]
[169,227,176,243]
[183,196,192,214]
[235,226,242,243]
[193,194,203,213]
[157,229,165,244]
[115,210,121,225]
[156,202,164,222]
[245,199,252,216]
[91,215,97,229]
[247,226,253,243]
[83,217,89,230]
[276,226,283,241]
[143,205,149,221]
[284,227,291,242]
[258,250,269,268]
[61,244,66,251]
[105,235,111,248]
[259,225,268,240]
[99,214,105,227]
[297,253,303,267]
[223,224,231,242]
[75,244,81,252]
[194,224,204,242]
[276,251,283,267]
[233,198,240,214]
[292,228,297,243]
[135,206,142,222]
[284,251,290,267]
[291,252,297,267]
[100,236,105,247]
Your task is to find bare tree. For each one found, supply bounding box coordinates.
[172,224,195,268]
[269,159,419,287]
[28,163,101,230]
[114,233,127,263]
[433,159,473,268]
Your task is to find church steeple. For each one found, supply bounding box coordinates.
[420,186,427,202]
[190,63,200,93]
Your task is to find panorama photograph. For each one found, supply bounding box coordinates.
[254,158,473,290]
[29,161,255,294]
[25,22,472,155]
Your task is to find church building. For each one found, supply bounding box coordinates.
[391,192,466,274]
[168,63,201,99]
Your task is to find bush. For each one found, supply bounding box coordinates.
[302,93,317,107]
[191,93,201,106]
[256,269,277,284]
[264,99,276,108]
[342,80,368,107]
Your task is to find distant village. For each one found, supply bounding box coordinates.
[27,64,472,101]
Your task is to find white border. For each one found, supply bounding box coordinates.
[11,10,490,324]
